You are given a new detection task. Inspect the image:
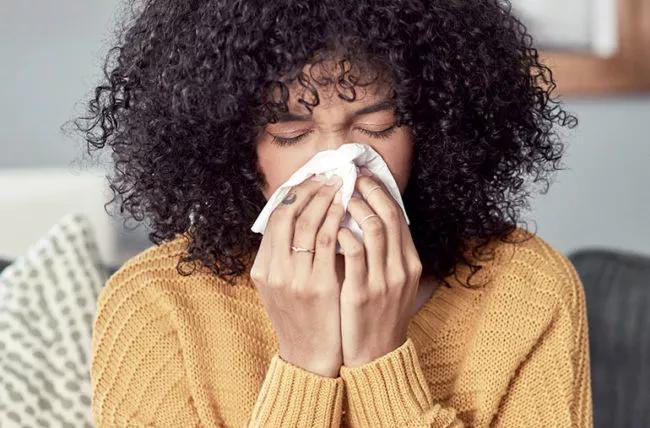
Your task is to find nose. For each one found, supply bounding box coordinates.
[318,130,353,152]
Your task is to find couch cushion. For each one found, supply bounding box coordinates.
[0,213,107,427]
[569,248,650,428]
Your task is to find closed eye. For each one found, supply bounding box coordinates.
[357,125,397,140]
[269,125,397,147]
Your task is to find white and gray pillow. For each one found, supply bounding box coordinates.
[0,213,107,427]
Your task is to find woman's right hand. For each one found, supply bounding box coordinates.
[250,173,346,378]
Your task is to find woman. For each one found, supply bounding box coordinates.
[74,0,593,426]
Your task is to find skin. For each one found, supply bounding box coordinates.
[251,60,437,377]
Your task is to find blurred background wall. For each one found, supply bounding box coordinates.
[1,0,648,269]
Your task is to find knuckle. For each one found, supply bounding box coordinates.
[387,269,408,287]
[410,260,423,277]
[270,202,287,217]
[250,269,266,285]
[315,185,331,197]
[294,216,313,233]
[344,290,370,307]
[369,285,390,300]
[385,205,401,224]
[270,204,292,223]
[316,232,334,248]
[364,217,384,236]
[346,242,365,257]
[291,283,320,301]
[306,179,324,190]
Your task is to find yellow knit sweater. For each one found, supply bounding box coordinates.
[90,227,593,427]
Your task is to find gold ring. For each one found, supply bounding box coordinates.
[362,185,382,200]
[359,213,379,225]
[290,245,315,253]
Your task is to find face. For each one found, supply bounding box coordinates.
[255,61,414,200]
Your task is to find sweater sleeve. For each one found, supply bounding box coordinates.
[91,274,344,427]
[339,256,593,427]
[246,354,345,427]
[339,337,465,427]
[490,253,594,427]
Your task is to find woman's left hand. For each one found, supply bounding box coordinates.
[336,167,423,368]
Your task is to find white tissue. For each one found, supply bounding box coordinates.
[250,143,409,254]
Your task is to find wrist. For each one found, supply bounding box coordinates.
[343,336,408,367]
[278,352,341,378]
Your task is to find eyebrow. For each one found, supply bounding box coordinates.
[274,99,396,122]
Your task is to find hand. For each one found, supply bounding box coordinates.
[250,173,346,377]
[336,167,423,367]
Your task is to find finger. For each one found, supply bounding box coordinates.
[400,214,419,264]
[296,180,345,283]
[310,189,346,284]
[346,193,385,287]
[354,175,404,275]
[251,224,273,286]
[400,216,422,290]
[292,174,343,251]
[337,226,366,288]
[268,173,331,268]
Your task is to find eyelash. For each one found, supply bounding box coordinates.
[270,125,398,146]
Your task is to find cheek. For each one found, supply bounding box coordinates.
[256,141,312,200]
[370,140,413,195]
[386,154,413,195]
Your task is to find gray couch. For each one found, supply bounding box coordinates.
[568,248,650,428]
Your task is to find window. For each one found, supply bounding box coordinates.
[513,0,650,95]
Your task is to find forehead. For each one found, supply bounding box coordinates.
[276,60,393,113]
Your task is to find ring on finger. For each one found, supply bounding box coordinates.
[359,213,379,226]
[290,245,315,253]
[362,185,382,200]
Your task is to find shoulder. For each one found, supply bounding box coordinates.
[467,227,586,335]
[93,233,192,337]
[476,227,582,300]
[93,231,255,335]
[104,232,191,290]
[100,232,191,297]
[500,227,584,310]
[90,233,196,425]
[91,233,192,371]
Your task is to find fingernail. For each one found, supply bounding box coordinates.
[326,175,342,186]
[360,166,373,176]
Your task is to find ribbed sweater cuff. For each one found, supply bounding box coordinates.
[248,353,344,427]
[339,337,438,426]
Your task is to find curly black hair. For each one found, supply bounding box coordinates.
[66,0,577,288]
